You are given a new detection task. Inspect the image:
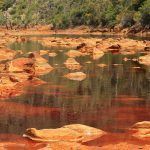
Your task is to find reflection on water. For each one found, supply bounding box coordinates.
[0,40,149,136]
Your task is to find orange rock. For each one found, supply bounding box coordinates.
[64,124,106,142]
[0,49,16,61]
[139,54,150,66]
[9,72,33,82]
[8,57,34,72]
[64,58,82,70]
[49,52,57,57]
[65,50,84,58]
[93,49,104,60]
[35,62,53,76]
[23,124,106,144]
[97,64,107,68]
[39,50,49,56]
[0,84,23,99]
[130,121,150,141]
[28,52,48,63]
[23,127,83,142]
[64,72,86,81]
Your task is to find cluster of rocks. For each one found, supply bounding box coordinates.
[32,37,150,68]
[33,37,149,55]
[0,46,53,99]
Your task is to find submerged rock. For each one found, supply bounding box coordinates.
[130,121,150,140]
[64,58,82,70]
[64,72,86,81]
[23,124,106,143]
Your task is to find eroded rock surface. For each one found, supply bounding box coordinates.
[23,124,106,143]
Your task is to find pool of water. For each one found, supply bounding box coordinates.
[0,38,149,137]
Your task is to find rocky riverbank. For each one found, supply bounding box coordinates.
[0,26,150,36]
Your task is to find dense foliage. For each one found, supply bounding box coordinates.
[0,0,149,29]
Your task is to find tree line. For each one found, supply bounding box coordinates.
[0,0,149,29]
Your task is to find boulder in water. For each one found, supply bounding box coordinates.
[23,124,106,143]
[64,58,82,70]
[129,121,150,141]
[64,72,86,81]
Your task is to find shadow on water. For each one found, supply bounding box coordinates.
[0,37,149,136]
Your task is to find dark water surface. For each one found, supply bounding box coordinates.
[0,37,149,137]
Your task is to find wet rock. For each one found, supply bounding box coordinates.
[8,58,34,72]
[8,54,53,76]
[121,50,136,55]
[28,52,54,75]
[64,72,86,81]
[93,49,104,60]
[23,124,106,143]
[39,50,49,56]
[0,73,34,99]
[132,121,150,129]
[130,121,150,140]
[23,127,83,142]
[97,64,107,68]
[139,54,150,66]
[49,52,57,57]
[9,73,33,82]
[0,64,8,72]
[28,52,48,63]
[0,49,16,61]
[64,58,82,70]
[0,83,23,99]
[0,76,17,87]
[63,124,106,142]
[35,62,53,76]
[66,50,84,58]
[85,61,92,64]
